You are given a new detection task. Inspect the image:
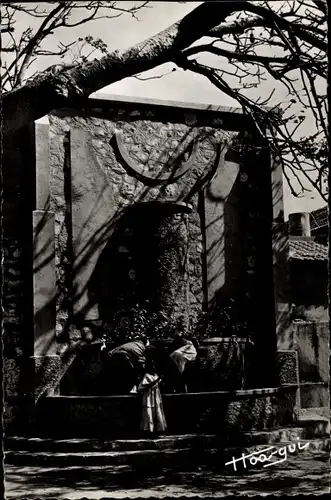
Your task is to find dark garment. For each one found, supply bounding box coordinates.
[163,356,187,393]
[107,352,137,394]
[108,341,146,394]
[144,345,165,377]
[110,341,146,370]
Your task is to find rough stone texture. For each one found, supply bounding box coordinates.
[300,384,329,408]
[192,389,299,434]
[154,212,190,333]
[70,127,116,322]
[3,358,24,397]
[28,387,298,438]
[277,323,329,410]
[48,110,235,340]
[293,321,329,384]
[29,355,62,400]
[3,401,21,432]
[187,198,203,325]
[2,238,24,357]
[33,211,56,356]
[4,422,329,453]
[2,130,26,359]
[187,339,256,391]
[276,350,300,386]
[3,126,37,433]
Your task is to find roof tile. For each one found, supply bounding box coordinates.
[289,239,328,261]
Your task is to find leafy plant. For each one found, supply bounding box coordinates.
[192,298,250,339]
[102,301,189,344]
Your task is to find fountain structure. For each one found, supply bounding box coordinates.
[3,95,301,439]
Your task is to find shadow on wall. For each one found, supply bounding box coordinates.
[87,201,193,341]
[203,145,250,330]
[76,139,249,342]
[33,195,57,355]
[33,126,278,358]
[32,125,216,351]
[87,204,167,330]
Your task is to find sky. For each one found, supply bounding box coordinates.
[3,1,327,218]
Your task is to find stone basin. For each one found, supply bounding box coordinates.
[27,385,299,438]
[59,337,256,395]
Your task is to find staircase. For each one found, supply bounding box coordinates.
[5,416,330,470]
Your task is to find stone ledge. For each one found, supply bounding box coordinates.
[20,385,299,438]
[88,93,245,116]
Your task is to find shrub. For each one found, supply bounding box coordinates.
[191,298,249,339]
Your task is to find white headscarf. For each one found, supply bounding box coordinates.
[170,341,197,373]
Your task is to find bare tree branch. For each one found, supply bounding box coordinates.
[1,0,327,201]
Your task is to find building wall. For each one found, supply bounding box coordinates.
[290,260,328,322]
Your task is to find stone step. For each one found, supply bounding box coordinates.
[5,434,217,453]
[5,438,330,468]
[5,419,329,454]
[5,447,194,468]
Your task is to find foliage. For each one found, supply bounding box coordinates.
[102,301,188,344]
[192,298,250,340]
[101,297,250,345]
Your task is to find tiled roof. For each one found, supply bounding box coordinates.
[310,206,328,231]
[289,239,328,261]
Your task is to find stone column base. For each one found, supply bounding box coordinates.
[276,349,300,416]
[29,355,62,401]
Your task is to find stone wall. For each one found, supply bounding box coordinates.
[290,260,328,322]
[2,126,38,430]
[293,321,329,408]
[27,386,299,438]
[2,127,36,400]
[48,106,238,343]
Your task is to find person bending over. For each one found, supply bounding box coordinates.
[167,333,198,393]
[107,335,149,394]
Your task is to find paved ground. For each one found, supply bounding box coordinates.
[4,450,330,498]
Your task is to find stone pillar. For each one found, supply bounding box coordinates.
[35,121,51,211]
[31,121,59,400]
[33,210,56,355]
[156,212,190,333]
[204,146,240,306]
[70,128,115,324]
[270,152,292,350]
